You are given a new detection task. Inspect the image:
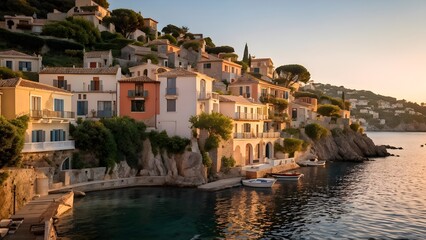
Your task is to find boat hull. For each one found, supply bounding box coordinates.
[242,178,276,188]
[272,173,304,180]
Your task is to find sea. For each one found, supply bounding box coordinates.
[56,132,426,239]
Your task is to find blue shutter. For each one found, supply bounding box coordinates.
[32,131,36,142]
[50,130,54,142]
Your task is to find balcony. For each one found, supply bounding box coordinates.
[128,90,148,98]
[30,110,75,119]
[165,88,178,96]
[53,80,71,91]
[198,92,219,100]
[88,81,103,91]
[234,112,267,120]
[258,132,280,138]
[234,132,257,139]
[21,140,75,153]
[233,132,280,139]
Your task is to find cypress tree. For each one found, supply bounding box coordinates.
[242,43,249,64]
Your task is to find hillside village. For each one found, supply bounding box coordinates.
[0,0,394,192]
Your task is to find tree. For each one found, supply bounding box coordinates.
[204,37,215,48]
[161,24,182,38]
[274,64,311,88]
[317,104,341,117]
[248,54,252,68]
[0,115,29,168]
[205,46,235,55]
[158,34,177,45]
[242,43,249,64]
[105,9,144,38]
[93,0,109,8]
[0,67,22,79]
[189,112,233,151]
[305,123,328,140]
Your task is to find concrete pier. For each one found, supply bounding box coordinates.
[198,177,242,191]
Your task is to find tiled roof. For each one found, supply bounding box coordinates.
[84,50,111,58]
[219,95,263,105]
[0,50,33,57]
[157,68,198,77]
[198,54,242,67]
[40,67,119,75]
[231,74,289,90]
[118,76,158,83]
[0,78,71,94]
[145,39,169,46]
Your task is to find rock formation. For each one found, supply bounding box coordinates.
[308,130,389,161]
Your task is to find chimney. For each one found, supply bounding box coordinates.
[147,59,152,64]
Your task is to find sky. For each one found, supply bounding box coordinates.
[109,0,426,103]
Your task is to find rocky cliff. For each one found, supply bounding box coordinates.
[308,130,389,161]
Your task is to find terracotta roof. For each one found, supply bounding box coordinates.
[118,76,158,83]
[40,67,119,75]
[219,95,263,105]
[198,54,242,68]
[157,68,198,77]
[251,58,273,63]
[0,50,33,57]
[145,39,169,46]
[231,74,290,91]
[84,50,111,58]
[0,78,72,94]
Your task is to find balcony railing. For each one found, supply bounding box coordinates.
[21,140,75,153]
[128,90,148,98]
[53,80,71,91]
[234,112,267,120]
[198,92,219,100]
[258,132,280,138]
[233,132,280,139]
[30,110,75,119]
[96,110,116,118]
[234,132,256,139]
[165,88,178,96]
[88,81,103,91]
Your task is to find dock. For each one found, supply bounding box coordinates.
[198,177,242,191]
[3,192,73,240]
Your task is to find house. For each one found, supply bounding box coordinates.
[120,44,168,66]
[250,58,274,79]
[1,15,46,34]
[157,68,219,138]
[197,54,242,83]
[218,95,280,171]
[0,78,74,153]
[84,50,113,68]
[0,50,42,73]
[39,67,121,119]
[129,60,170,80]
[143,18,158,39]
[117,76,160,127]
[289,97,318,128]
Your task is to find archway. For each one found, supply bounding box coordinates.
[61,157,71,170]
[245,144,253,165]
[265,142,273,159]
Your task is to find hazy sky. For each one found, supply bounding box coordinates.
[110,0,426,103]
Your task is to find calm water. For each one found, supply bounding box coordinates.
[57,132,426,239]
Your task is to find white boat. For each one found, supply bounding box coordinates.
[272,172,304,180]
[241,178,277,188]
[298,159,326,166]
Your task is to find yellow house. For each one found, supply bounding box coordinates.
[0,78,75,153]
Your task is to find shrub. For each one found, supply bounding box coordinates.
[110,38,135,48]
[206,46,234,55]
[182,40,201,50]
[167,136,191,154]
[147,130,190,156]
[305,123,328,140]
[158,34,177,45]
[283,127,300,136]
[65,49,84,58]
[71,152,85,169]
[0,29,44,53]
[221,156,236,173]
[0,67,23,79]
[0,115,29,168]
[283,138,303,156]
[218,53,238,61]
[142,54,159,64]
[294,91,319,99]
[101,31,125,41]
[350,123,360,132]
[204,135,219,152]
[317,104,341,117]
[331,127,343,136]
[201,151,212,168]
[45,38,84,51]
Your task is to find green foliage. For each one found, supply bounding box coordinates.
[101,117,146,168]
[294,91,319,99]
[204,37,215,48]
[0,29,44,53]
[64,49,84,58]
[0,67,22,79]
[45,38,85,52]
[161,24,183,38]
[182,40,201,50]
[92,0,109,8]
[42,53,83,68]
[101,31,124,42]
[71,152,85,169]
[350,123,360,132]
[42,18,101,47]
[142,54,159,64]
[259,95,288,111]
[242,43,249,64]
[274,64,311,88]
[274,138,303,157]
[22,71,38,81]
[331,127,343,136]
[317,104,341,117]
[305,123,328,140]
[201,151,212,168]
[204,135,219,152]
[221,156,236,173]
[219,53,238,61]
[0,0,74,20]
[71,120,117,168]
[159,34,177,45]
[167,136,191,154]
[148,130,190,156]
[106,9,144,38]
[320,95,345,109]
[206,46,235,55]
[0,115,29,168]
[282,127,300,137]
[234,60,248,73]
[0,171,9,185]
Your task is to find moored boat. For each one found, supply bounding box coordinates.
[272,172,304,180]
[241,178,277,188]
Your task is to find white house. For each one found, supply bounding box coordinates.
[129,60,170,80]
[83,50,113,68]
[0,50,42,73]
[157,68,219,138]
[39,67,121,119]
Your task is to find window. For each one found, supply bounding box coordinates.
[54,99,64,112]
[143,69,148,76]
[18,61,32,71]
[31,130,45,142]
[204,63,211,69]
[89,62,97,68]
[167,99,176,112]
[50,129,66,142]
[98,101,112,117]
[261,89,268,97]
[292,108,298,120]
[284,91,289,99]
[31,96,41,111]
[166,77,177,95]
[83,94,87,100]
[243,123,251,132]
[165,61,168,67]
[225,65,229,72]
[239,87,243,96]
[231,67,235,73]
[245,86,250,98]
[78,94,81,100]
[5,61,12,69]
[131,100,145,112]
[234,123,237,133]
[253,68,260,73]
[77,101,88,115]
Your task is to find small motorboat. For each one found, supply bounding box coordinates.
[272,172,304,180]
[242,178,276,188]
[298,158,326,166]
